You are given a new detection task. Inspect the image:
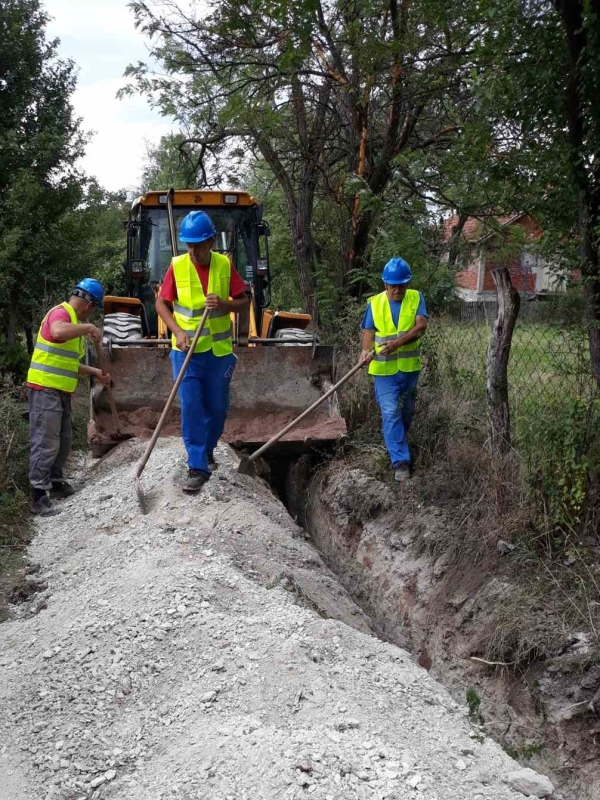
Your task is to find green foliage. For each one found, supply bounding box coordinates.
[469,0,600,300]
[0,337,29,380]
[245,163,302,311]
[504,742,546,762]
[0,378,30,617]
[0,0,87,362]
[521,743,546,761]
[141,133,204,192]
[124,0,500,323]
[74,181,128,297]
[520,396,600,551]
[466,687,484,725]
[0,379,29,512]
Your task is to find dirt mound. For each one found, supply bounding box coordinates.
[0,440,544,800]
[301,462,599,800]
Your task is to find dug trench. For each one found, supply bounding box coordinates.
[276,452,600,800]
[1,436,560,800]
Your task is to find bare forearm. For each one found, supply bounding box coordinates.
[155,297,181,335]
[50,322,93,341]
[225,296,249,313]
[396,328,421,347]
[79,364,103,377]
[361,329,375,352]
[396,318,427,347]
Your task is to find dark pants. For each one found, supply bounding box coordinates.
[170,349,236,475]
[28,388,72,491]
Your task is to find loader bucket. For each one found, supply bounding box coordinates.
[93,344,347,452]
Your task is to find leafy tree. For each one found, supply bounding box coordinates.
[141,132,206,191]
[75,182,129,297]
[0,0,86,370]
[465,0,600,382]
[124,0,478,326]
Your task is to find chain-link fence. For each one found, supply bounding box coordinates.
[423,300,597,434]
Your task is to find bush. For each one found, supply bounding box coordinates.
[0,379,30,617]
[519,395,600,554]
[0,378,29,512]
[0,336,29,381]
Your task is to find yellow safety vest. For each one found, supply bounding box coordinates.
[171,252,233,356]
[368,289,422,376]
[27,302,84,392]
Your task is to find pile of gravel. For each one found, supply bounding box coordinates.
[0,438,554,799]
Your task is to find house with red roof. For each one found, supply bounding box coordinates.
[444,213,566,301]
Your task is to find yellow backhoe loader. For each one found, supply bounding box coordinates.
[92,188,346,452]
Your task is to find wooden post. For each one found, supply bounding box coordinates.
[486,266,520,455]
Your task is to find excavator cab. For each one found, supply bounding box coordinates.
[94,189,346,452]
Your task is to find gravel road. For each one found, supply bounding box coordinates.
[0,438,554,799]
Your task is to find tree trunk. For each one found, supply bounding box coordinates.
[256,133,320,327]
[555,0,600,384]
[486,267,520,455]
[25,326,34,355]
[6,308,17,348]
[289,199,319,328]
[579,194,600,385]
[345,209,375,299]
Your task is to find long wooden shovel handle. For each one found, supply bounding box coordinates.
[249,359,367,463]
[135,308,211,478]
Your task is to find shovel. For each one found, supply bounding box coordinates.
[134,307,210,513]
[87,372,100,444]
[238,359,367,477]
[93,340,132,442]
[87,377,121,457]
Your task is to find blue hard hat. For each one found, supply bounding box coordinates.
[73,278,104,307]
[382,257,412,285]
[179,211,217,243]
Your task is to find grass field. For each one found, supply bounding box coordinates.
[425,320,595,431]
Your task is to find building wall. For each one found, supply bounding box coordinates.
[482,257,537,293]
[449,214,566,299]
[455,268,479,290]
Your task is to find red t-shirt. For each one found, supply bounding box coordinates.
[28,306,75,392]
[159,260,247,302]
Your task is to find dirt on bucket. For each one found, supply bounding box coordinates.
[96,406,181,444]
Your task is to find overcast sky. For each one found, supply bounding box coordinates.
[45,0,175,192]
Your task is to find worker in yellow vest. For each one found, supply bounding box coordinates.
[156,210,249,493]
[27,279,111,516]
[359,258,428,482]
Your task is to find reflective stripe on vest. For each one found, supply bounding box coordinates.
[173,304,230,322]
[372,349,421,362]
[27,302,84,392]
[35,342,81,359]
[171,251,233,356]
[368,289,422,376]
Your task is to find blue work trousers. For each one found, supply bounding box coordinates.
[373,370,420,467]
[170,349,236,475]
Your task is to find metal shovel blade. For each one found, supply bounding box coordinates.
[237,455,257,477]
[134,474,147,515]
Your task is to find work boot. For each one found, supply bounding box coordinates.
[182,469,210,494]
[29,491,61,517]
[50,481,76,499]
[207,451,217,471]
[393,464,411,483]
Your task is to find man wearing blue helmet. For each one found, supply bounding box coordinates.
[27,279,111,515]
[156,210,249,493]
[359,258,428,482]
